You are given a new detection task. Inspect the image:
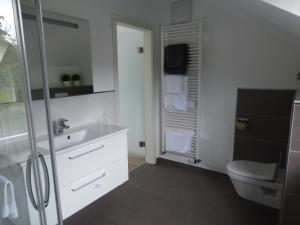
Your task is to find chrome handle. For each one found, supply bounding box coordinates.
[39,153,50,208]
[26,157,38,210]
[68,145,104,160]
[26,153,50,210]
[71,172,106,192]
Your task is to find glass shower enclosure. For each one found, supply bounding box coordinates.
[0,0,63,225]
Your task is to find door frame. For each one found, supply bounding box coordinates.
[112,14,156,164]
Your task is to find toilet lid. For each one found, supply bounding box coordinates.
[227,160,278,181]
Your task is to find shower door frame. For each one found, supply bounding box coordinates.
[12,0,64,224]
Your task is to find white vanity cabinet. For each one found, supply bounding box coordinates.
[61,158,128,218]
[57,130,129,219]
[56,131,128,187]
[21,128,128,224]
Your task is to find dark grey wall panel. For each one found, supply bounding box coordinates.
[234,89,295,168]
[285,151,300,195]
[237,89,295,117]
[281,194,300,225]
[235,115,290,143]
[290,104,300,152]
[280,102,300,225]
[234,137,287,165]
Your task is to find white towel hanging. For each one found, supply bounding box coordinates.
[165,130,192,154]
[164,75,184,94]
[164,76,188,111]
[0,175,18,219]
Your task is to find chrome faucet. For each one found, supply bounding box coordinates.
[53,118,70,135]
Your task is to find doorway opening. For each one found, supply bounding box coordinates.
[113,16,154,171]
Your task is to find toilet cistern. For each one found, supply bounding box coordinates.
[53,118,70,135]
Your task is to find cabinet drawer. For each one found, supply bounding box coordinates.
[60,157,128,219]
[57,132,127,187]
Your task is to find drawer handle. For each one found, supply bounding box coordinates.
[68,145,104,160]
[71,172,106,192]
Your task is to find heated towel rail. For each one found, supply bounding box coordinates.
[161,21,202,164]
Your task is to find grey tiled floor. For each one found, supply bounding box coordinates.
[64,159,279,225]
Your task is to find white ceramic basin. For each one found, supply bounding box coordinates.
[37,129,98,151]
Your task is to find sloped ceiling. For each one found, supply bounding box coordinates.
[21,0,300,40]
[261,0,300,17]
[226,0,300,40]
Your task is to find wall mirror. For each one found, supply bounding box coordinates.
[22,6,93,100]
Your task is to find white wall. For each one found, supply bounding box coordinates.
[187,0,300,172]
[17,0,300,173]
[117,25,145,157]
[32,93,116,136]
[0,93,115,138]
[19,0,170,138]
[21,0,170,92]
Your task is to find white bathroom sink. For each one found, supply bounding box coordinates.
[37,129,98,151]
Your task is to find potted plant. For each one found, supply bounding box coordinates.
[61,74,71,87]
[72,74,81,86]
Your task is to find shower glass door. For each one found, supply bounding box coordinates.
[0,0,62,225]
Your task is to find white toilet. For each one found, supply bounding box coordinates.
[227,160,284,209]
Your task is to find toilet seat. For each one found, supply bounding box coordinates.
[227,160,278,181]
[227,160,284,209]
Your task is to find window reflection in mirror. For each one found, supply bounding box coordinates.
[0,1,28,141]
[0,12,23,104]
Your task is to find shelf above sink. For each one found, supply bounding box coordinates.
[31,85,94,100]
[31,86,115,100]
